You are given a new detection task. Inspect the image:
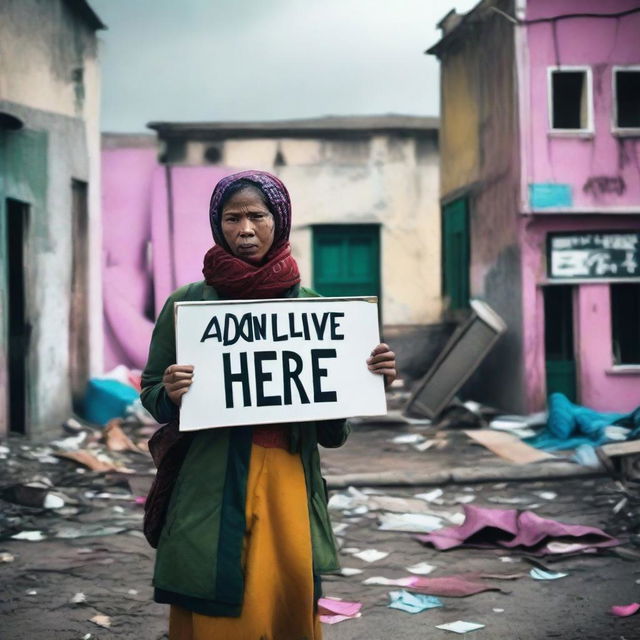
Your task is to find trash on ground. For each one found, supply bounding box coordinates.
[464,430,556,465]
[529,568,568,580]
[55,524,127,539]
[406,561,437,575]
[391,434,425,445]
[404,299,506,419]
[378,512,443,533]
[415,488,444,503]
[416,505,618,555]
[338,567,363,576]
[435,620,486,634]
[610,602,640,617]
[492,608,504,613]
[414,440,437,452]
[103,418,146,453]
[388,590,442,613]
[89,614,112,628]
[11,530,45,542]
[351,549,389,563]
[0,552,15,562]
[70,592,87,604]
[54,450,131,473]
[534,491,557,500]
[365,574,508,597]
[317,597,362,624]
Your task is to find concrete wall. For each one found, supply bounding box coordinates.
[523,0,640,211]
[179,133,442,326]
[0,0,102,437]
[436,0,525,412]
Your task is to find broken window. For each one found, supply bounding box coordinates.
[614,69,640,129]
[550,69,591,130]
[611,283,640,365]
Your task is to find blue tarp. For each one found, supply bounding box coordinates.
[83,378,140,426]
[525,392,640,451]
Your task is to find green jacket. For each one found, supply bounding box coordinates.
[140,281,350,616]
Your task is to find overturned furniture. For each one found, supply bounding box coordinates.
[405,300,506,419]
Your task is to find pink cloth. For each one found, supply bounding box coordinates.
[416,505,619,554]
[402,574,508,598]
[610,603,640,617]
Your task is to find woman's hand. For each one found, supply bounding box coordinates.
[163,364,194,406]
[367,343,397,389]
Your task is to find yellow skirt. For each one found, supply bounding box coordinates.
[169,443,323,640]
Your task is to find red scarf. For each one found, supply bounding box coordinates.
[202,242,301,299]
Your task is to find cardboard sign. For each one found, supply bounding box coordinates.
[175,297,386,431]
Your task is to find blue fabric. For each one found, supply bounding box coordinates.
[83,378,139,426]
[525,393,640,451]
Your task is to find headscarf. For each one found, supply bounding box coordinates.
[202,170,301,299]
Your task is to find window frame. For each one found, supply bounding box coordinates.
[612,65,640,137]
[547,66,594,135]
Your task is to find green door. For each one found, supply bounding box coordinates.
[442,198,470,310]
[544,285,577,401]
[312,225,380,298]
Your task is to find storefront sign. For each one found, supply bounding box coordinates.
[175,297,386,431]
[548,232,640,280]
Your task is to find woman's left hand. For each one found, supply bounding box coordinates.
[367,343,397,388]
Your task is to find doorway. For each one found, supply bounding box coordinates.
[544,285,577,401]
[442,198,470,310]
[69,180,89,412]
[6,198,29,434]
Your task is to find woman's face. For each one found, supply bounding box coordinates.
[221,187,275,264]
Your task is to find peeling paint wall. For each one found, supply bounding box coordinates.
[436,0,524,411]
[524,0,640,210]
[0,1,102,437]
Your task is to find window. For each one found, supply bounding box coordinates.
[613,68,640,131]
[549,68,592,131]
[611,283,640,365]
[442,198,470,310]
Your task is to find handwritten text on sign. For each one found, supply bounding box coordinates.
[175,297,386,431]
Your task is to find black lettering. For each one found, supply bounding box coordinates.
[271,313,288,341]
[288,312,304,339]
[282,350,310,405]
[311,312,329,340]
[223,352,251,408]
[252,313,267,340]
[223,314,241,346]
[301,313,311,340]
[200,315,222,342]
[330,312,345,340]
[254,351,282,406]
[311,348,337,403]
[237,312,254,343]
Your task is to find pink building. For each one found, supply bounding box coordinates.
[431,0,640,413]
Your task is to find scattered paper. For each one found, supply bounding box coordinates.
[339,567,363,576]
[0,552,15,562]
[378,512,443,533]
[465,429,556,465]
[406,561,436,575]
[610,602,640,617]
[43,493,65,509]
[318,597,362,624]
[55,524,127,539]
[332,523,349,536]
[435,620,485,634]
[534,491,557,500]
[529,568,568,580]
[90,614,111,628]
[11,530,45,542]
[493,608,504,613]
[55,450,131,473]
[498,557,516,563]
[415,489,444,502]
[388,590,442,613]
[545,541,597,555]
[25,590,37,596]
[352,549,389,563]
[391,433,425,444]
[341,547,361,554]
[103,418,145,453]
[414,440,437,452]
[70,592,86,604]
[127,589,139,595]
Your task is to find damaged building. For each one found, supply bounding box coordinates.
[0,0,105,437]
[101,116,443,377]
[429,0,640,414]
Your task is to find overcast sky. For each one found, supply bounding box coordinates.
[91,0,477,133]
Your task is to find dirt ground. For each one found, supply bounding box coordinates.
[1,421,639,640]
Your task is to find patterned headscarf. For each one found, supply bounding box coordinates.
[208,170,292,256]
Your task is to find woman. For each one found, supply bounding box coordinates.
[141,170,396,640]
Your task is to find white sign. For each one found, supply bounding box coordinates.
[175,297,386,431]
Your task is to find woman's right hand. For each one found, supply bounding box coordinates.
[163,364,194,406]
